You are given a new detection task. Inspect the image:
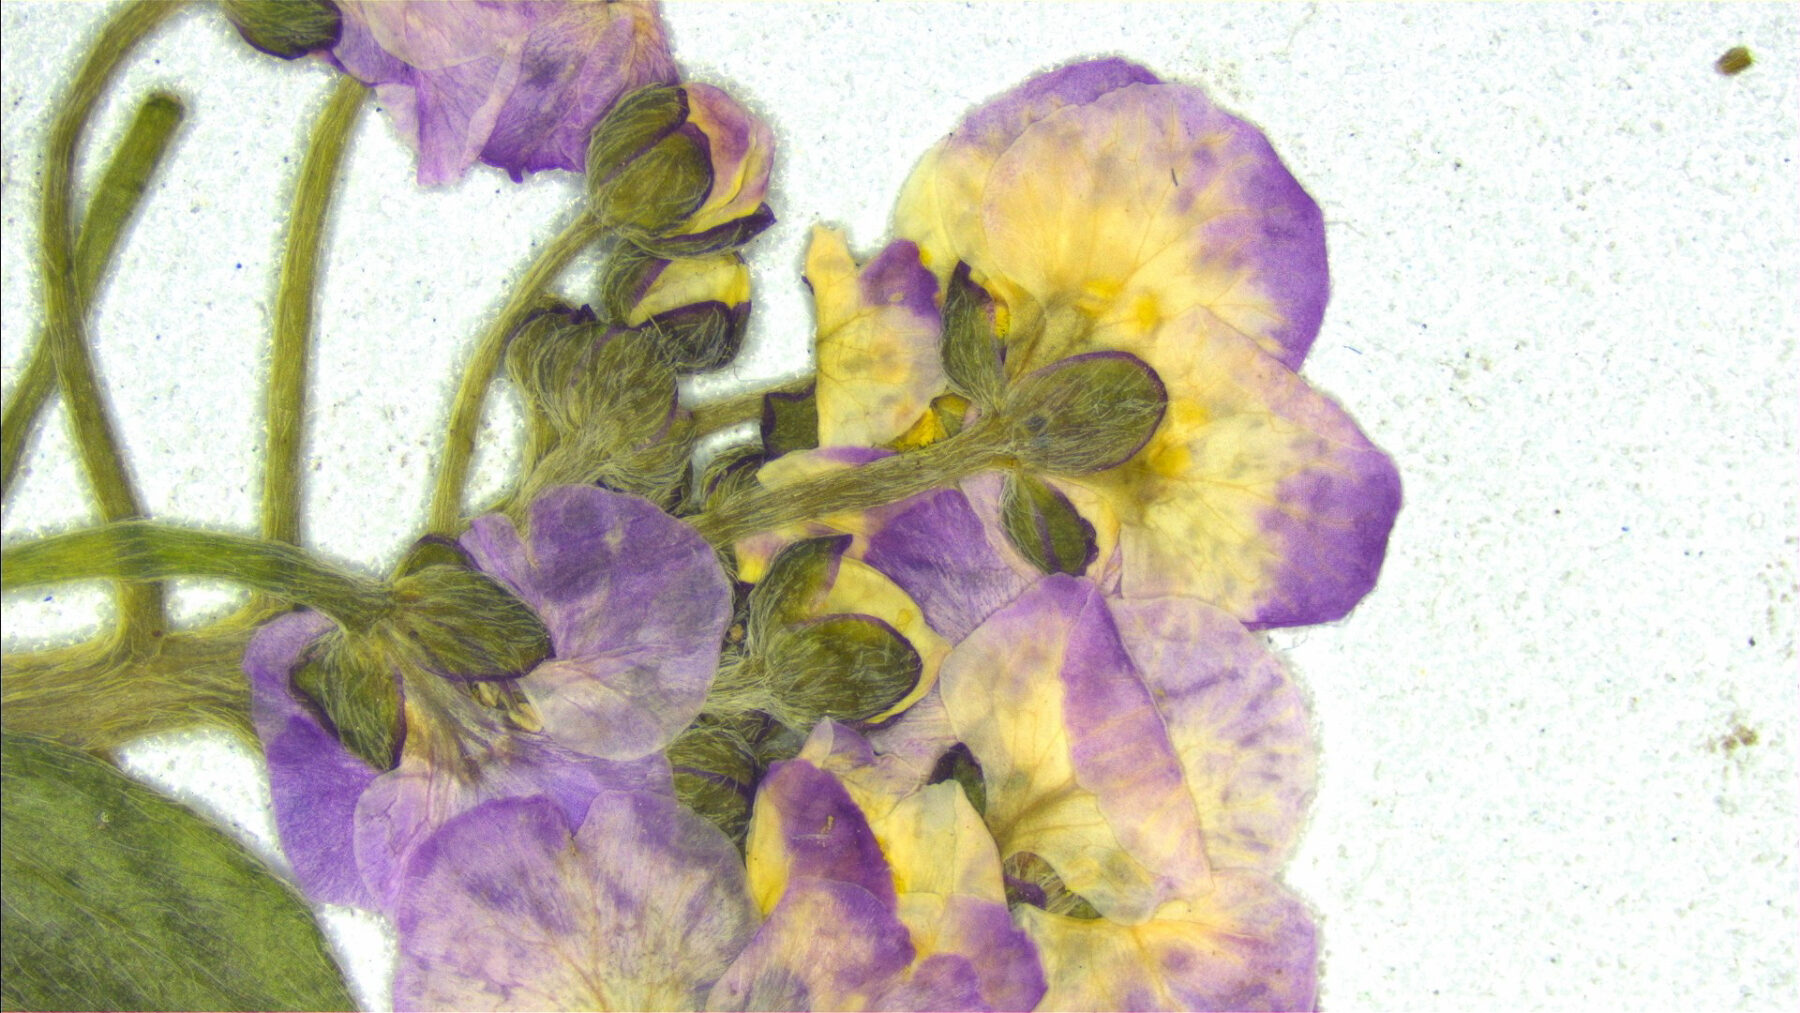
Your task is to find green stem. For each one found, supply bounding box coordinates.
[3,523,394,634]
[690,374,814,438]
[260,77,366,551]
[37,0,187,650]
[426,214,607,535]
[1,621,258,755]
[3,91,186,503]
[690,419,1009,546]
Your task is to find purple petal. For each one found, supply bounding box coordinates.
[245,610,380,908]
[461,485,731,760]
[1112,596,1318,870]
[394,791,756,1011]
[747,759,894,910]
[681,83,776,235]
[355,741,669,910]
[937,576,1211,920]
[860,478,1034,643]
[707,879,916,1011]
[328,1,676,185]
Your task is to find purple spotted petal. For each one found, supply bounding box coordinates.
[461,485,731,760]
[1112,596,1318,870]
[707,879,922,1011]
[394,791,756,1011]
[747,759,893,909]
[245,610,380,909]
[327,1,677,185]
[1018,870,1318,1012]
[354,743,669,909]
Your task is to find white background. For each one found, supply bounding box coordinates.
[3,3,1795,1009]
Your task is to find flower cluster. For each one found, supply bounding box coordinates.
[213,15,1396,1009]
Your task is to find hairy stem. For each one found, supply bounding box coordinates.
[260,76,366,557]
[3,523,393,634]
[2,92,186,503]
[36,0,187,651]
[1,621,259,755]
[690,419,1009,546]
[426,215,607,535]
[689,374,814,438]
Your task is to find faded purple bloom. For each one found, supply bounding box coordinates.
[322,1,677,184]
[246,485,730,910]
[393,792,757,1011]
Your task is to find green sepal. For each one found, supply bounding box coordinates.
[595,240,661,324]
[927,742,987,819]
[387,564,552,683]
[290,633,405,771]
[689,443,766,516]
[667,719,758,847]
[593,132,713,238]
[586,85,688,193]
[940,262,1004,409]
[759,614,922,729]
[1,733,357,1011]
[637,300,746,373]
[760,384,818,459]
[747,535,850,642]
[1002,351,1167,475]
[1000,471,1098,576]
[222,0,341,60]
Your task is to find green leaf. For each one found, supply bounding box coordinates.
[1,733,356,1011]
[290,633,403,771]
[1000,471,1098,576]
[759,385,818,459]
[1002,351,1167,475]
[939,262,1004,409]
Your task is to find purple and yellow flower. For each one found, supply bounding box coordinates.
[710,723,1045,1011]
[802,59,1400,628]
[941,574,1319,1009]
[319,1,677,185]
[392,791,757,1011]
[246,485,731,910]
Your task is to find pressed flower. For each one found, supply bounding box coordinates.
[793,58,1399,627]
[710,724,1044,1011]
[246,485,731,909]
[321,1,677,185]
[597,246,754,371]
[392,792,758,1011]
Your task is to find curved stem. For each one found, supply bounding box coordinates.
[690,419,1009,546]
[3,523,393,634]
[426,214,606,535]
[37,0,187,651]
[2,92,186,504]
[689,374,814,438]
[260,77,366,552]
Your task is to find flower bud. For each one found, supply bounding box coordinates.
[599,245,752,372]
[588,83,774,252]
[222,0,341,60]
[504,304,694,506]
[1002,351,1167,475]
